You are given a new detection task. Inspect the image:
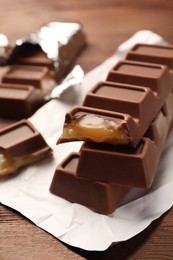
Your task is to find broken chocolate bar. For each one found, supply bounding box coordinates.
[49,93,173,214]
[50,152,130,215]
[106,60,173,92]
[57,64,172,146]
[75,92,173,188]
[0,119,52,176]
[6,22,86,81]
[126,43,173,70]
[0,83,42,119]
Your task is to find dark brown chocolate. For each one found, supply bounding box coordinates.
[0,119,52,176]
[126,43,173,70]
[106,60,173,92]
[0,83,42,119]
[58,66,172,146]
[75,92,173,188]
[50,152,130,215]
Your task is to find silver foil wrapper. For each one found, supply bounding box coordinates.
[0,22,86,80]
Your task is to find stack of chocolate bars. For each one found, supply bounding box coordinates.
[50,43,173,215]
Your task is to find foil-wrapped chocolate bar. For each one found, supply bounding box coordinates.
[0,22,86,81]
[0,22,86,119]
[0,119,52,176]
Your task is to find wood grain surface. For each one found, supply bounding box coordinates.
[0,1,173,259]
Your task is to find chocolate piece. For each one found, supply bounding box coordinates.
[50,152,130,215]
[1,65,56,96]
[58,68,172,146]
[0,119,52,176]
[75,92,173,188]
[126,43,173,70]
[0,83,42,119]
[106,60,173,92]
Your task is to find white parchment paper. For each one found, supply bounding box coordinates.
[0,30,172,251]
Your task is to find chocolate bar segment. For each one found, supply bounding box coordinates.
[15,46,54,70]
[58,68,172,146]
[1,65,56,96]
[0,119,52,176]
[106,60,173,92]
[0,83,42,119]
[50,152,130,214]
[75,92,173,188]
[126,43,173,70]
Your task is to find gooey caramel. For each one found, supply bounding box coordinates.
[0,147,50,176]
[61,114,130,145]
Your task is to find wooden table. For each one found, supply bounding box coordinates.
[0,1,173,259]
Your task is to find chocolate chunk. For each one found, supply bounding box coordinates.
[0,83,42,119]
[0,119,52,176]
[1,65,56,96]
[50,152,130,215]
[106,61,172,92]
[126,43,173,70]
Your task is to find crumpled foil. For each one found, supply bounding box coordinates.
[0,22,86,80]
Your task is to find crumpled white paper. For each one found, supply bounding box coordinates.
[0,30,172,251]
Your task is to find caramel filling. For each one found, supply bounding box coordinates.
[62,114,129,145]
[0,149,15,174]
[0,148,51,176]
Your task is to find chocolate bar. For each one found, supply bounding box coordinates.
[50,43,173,214]
[0,119,52,176]
[126,43,173,70]
[57,65,172,146]
[50,152,130,214]
[49,93,173,213]
[75,92,173,188]
[7,22,86,81]
[0,83,42,119]
[106,60,173,92]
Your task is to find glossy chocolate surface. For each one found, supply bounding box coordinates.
[126,43,173,70]
[2,65,56,94]
[50,152,130,215]
[59,66,172,146]
[76,92,173,188]
[0,83,42,119]
[0,119,51,157]
[106,60,172,92]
